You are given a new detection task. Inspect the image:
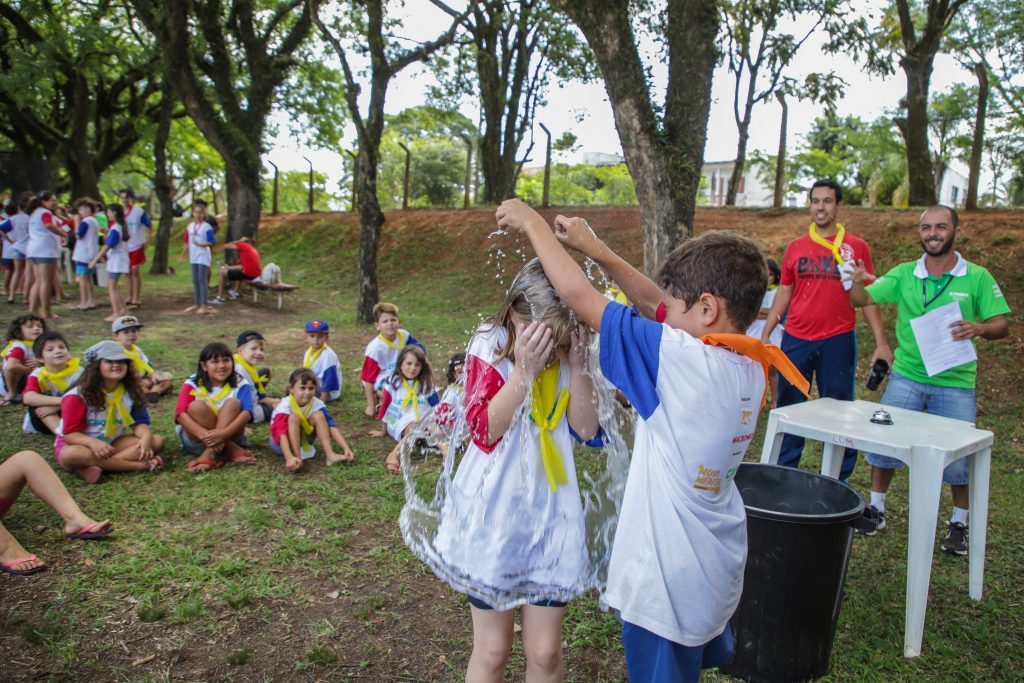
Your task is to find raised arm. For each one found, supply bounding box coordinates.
[551,215,663,319]
[496,200,609,332]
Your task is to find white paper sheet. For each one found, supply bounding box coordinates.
[909,301,977,376]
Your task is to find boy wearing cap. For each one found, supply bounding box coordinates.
[111,315,173,403]
[303,320,341,403]
[234,330,278,422]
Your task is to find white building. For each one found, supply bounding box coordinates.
[938,163,968,207]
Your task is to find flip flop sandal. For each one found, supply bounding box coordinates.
[224,450,256,465]
[187,458,224,474]
[65,521,113,541]
[385,461,401,475]
[147,455,165,472]
[0,555,47,576]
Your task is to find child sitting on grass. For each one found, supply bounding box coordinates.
[234,330,279,423]
[269,368,355,472]
[111,315,174,403]
[302,319,341,403]
[55,340,166,484]
[497,199,809,683]
[175,342,255,473]
[360,302,425,417]
[22,331,83,435]
[0,450,113,576]
[371,345,439,474]
[0,313,46,405]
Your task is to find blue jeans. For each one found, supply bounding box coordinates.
[776,330,858,481]
[865,372,975,485]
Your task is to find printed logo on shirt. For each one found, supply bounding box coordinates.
[839,242,855,263]
[693,464,722,493]
[993,284,1004,298]
[949,291,968,301]
[725,465,738,482]
[732,432,754,444]
[740,409,752,425]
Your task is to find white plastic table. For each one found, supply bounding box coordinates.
[759,398,993,658]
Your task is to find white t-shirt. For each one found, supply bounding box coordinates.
[360,329,422,390]
[599,302,764,647]
[72,216,101,264]
[185,221,216,266]
[745,287,783,346]
[124,205,150,251]
[378,376,439,441]
[431,324,591,607]
[303,344,342,401]
[104,223,131,274]
[7,213,30,254]
[27,207,62,258]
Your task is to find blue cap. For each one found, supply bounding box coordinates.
[305,319,329,333]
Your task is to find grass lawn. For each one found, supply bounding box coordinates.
[0,207,1021,681]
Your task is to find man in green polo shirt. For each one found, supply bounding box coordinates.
[847,205,1009,555]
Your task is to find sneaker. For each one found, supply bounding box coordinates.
[941,521,968,556]
[856,505,886,536]
[209,296,225,304]
[227,289,240,299]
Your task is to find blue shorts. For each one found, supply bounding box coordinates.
[75,262,94,276]
[1,258,11,270]
[467,594,568,611]
[10,248,25,260]
[176,424,248,456]
[865,372,976,485]
[107,270,124,281]
[30,256,58,265]
[622,621,734,683]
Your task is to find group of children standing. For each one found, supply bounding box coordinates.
[1,189,152,323]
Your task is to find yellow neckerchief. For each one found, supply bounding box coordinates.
[607,287,629,306]
[303,344,326,369]
[122,344,155,377]
[768,284,778,290]
[1,339,30,358]
[234,353,267,395]
[399,377,421,420]
[190,383,233,415]
[700,333,811,408]
[289,393,315,436]
[103,384,135,440]
[529,362,571,492]
[378,330,407,351]
[36,357,81,394]
[808,222,846,265]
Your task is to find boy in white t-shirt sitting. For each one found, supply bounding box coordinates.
[496,199,808,683]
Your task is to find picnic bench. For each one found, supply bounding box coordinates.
[242,280,299,310]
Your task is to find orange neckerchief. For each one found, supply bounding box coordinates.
[700,333,810,407]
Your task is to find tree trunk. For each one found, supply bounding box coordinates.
[965,62,987,211]
[224,162,262,243]
[773,91,788,209]
[67,155,101,200]
[355,146,384,323]
[559,0,718,272]
[150,92,175,275]
[726,124,750,206]
[900,53,937,206]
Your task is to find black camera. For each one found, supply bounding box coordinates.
[866,359,890,391]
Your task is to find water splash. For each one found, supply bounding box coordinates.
[399,331,633,611]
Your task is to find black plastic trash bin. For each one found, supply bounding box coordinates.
[720,463,866,683]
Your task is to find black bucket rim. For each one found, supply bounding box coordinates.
[737,462,866,524]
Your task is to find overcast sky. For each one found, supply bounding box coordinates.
[267,2,974,193]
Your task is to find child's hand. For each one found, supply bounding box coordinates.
[514,321,554,377]
[364,404,376,418]
[199,429,223,447]
[137,436,153,461]
[368,427,385,437]
[25,358,42,369]
[553,215,599,254]
[495,198,542,232]
[566,324,591,373]
[90,439,114,459]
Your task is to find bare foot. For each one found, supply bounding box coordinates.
[0,536,45,574]
[103,314,118,322]
[182,305,198,314]
[64,517,113,537]
[325,450,353,466]
[284,454,303,472]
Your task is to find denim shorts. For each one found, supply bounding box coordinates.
[176,424,249,456]
[75,262,94,276]
[865,372,976,485]
[467,594,567,610]
[10,248,25,260]
[30,256,58,264]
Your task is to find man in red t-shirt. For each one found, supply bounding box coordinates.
[211,236,261,304]
[760,179,893,481]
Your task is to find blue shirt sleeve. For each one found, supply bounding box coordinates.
[204,227,216,244]
[141,211,152,228]
[320,365,340,393]
[319,406,336,427]
[408,334,425,351]
[0,220,11,233]
[427,390,439,407]
[76,221,89,238]
[105,229,121,248]
[569,424,605,448]
[599,301,663,420]
[130,402,151,426]
[236,384,254,416]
